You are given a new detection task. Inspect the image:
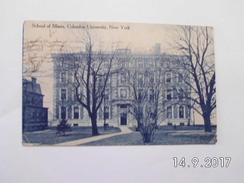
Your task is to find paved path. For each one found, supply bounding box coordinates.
[55,126,133,146]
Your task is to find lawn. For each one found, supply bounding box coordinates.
[82,126,217,146]
[22,126,121,145]
[22,125,217,146]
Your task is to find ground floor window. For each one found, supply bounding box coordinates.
[61,107,66,119]
[167,106,172,118]
[104,112,109,119]
[74,106,79,119]
[104,106,109,119]
[179,106,184,118]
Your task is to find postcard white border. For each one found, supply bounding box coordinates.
[1,0,244,182]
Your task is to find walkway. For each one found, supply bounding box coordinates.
[55,126,134,146]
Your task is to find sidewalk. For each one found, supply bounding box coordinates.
[55,126,133,146]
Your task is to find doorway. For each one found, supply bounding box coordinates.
[120,113,127,125]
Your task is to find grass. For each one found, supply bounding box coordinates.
[23,125,217,146]
[82,126,217,146]
[129,125,217,132]
[22,126,121,145]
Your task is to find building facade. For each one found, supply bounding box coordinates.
[52,48,192,127]
[23,77,48,131]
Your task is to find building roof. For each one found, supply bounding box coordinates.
[23,77,42,95]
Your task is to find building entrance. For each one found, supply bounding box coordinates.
[120,113,127,125]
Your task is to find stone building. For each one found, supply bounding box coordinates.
[22,77,48,131]
[52,48,192,127]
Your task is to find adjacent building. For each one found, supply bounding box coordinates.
[52,47,192,127]
[22,77,48,131]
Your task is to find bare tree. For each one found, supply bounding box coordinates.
[70,30,119,135]
[126,56,164,143]
[170,26,216,132]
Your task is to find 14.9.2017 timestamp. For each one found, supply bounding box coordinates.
[173,157,231,168]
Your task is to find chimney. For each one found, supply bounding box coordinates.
[31,77,37,92]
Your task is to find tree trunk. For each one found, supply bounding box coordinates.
[203,112,212,132]
[91,114,99,136]
[136,119,141,131]
[144,133,151,143]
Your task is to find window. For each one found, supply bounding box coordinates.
[165,72,171,83]
[185,106,189,118]
[73,61,79,68]
[138,73,143,86]
[150,112,156,119]
[120,72,126,83]
[138,88,143,100]
[138,59,143,68]
[149,73,154,83]
[167,107,172,118]
[36,112,39,121]
[120,89,127,98]
[178,89,184,100]
[104,112,109,119]
[61,107,66,119]
[104,89,109,100]
[104,106,109,119]
[149,89,154,101]
[118,58,125,67]
[179,106,184,118]
[73,74,77,83]
[166,89,172,100]
[73,88,80,100]
[61,72,66,82]
[73,90,76,101]
[59,57,64,67]
[165,61,171,68]
[178,73,183,83]
[149,60,154,67]
[74,107,79,119]
[61,89,66,101]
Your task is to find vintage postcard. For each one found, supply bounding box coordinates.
[22,21,217,146]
